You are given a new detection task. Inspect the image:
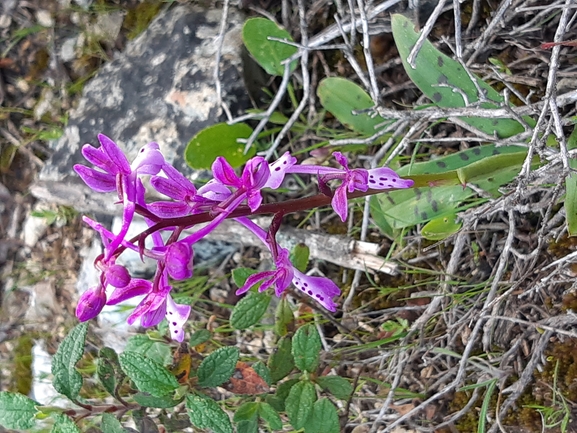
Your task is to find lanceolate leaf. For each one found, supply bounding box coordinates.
[391,14,534,137]
[0,392,38,430]
[51,322,88,400]
[119,352,179,397]
[565,126,577,236]
[97,347,121,397]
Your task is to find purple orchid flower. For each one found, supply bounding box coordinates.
[107,274,191,342]
[287,151,414,221]
[235,217,340,312]
[73,134,165,259]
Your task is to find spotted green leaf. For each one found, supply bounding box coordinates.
[392,14,534,137]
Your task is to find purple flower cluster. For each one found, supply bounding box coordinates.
[74,134,413,341]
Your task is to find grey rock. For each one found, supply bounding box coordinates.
[32,4,249,215]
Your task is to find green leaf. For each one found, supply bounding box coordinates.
[258,402,283,430]
[119,352,179,397]
[565,126,577,236]
[124,335,172,366]
[316,376,354,400]
[285,381,316,430]
[391,14,533,137]
[242,18,298,76]
[252,361,272,386]
[230,292,271,330]
[0,392,38,430]
[97,347,121,397]
[233,402,259,422]
[51,322,88,400]
[185,122,256,170]
[304,398,340,433]
[133,392,182,408]
[236,418,258,433]
[266,378,299,412]
[232,267,259,287]
[189,329,211,348]
[318,77,392,135]
[274,297,294,337]
[292,324,321,373]
[50,413,80,433]
[101,413,127,433]
[197,347,239,387]
[268,336,295,383]
[421,214,462,241]
[186,394,233,433]
[290,243,310,273]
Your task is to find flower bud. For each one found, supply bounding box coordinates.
[165,242,194,280]
[76,286,107,321]
[105,264,131,288]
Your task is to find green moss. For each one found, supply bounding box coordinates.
[123,0,163,40]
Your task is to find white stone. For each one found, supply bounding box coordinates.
[36,9,54,28]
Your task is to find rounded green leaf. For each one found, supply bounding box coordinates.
[233,402,259,422]
[185,122,256,170]
[186,394,233,433]
[285,381,316,430]
[292,324,321,373]
[189,329,211,348]
[316,376,353,400]
[231,292,271,330]
[97,347,121,397]
[197,346,239,388]
[421,214,462,241]
[318,77,392,135]
[242,18,298,76]
[0,392,38,430]
[51,322,88,400]
[289,243,309,273]
[304,398,340,433]
[124,334,172,366]
[258,402,282,430]
[119,352,179,397]
[133,392,182,408]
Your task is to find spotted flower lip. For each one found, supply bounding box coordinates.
[235,217,341,312]
[286,151,414,221]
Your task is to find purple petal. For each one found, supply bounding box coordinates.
[166,296,191,342]
[349,169,369,193]
[292,270,340,312]
[81,145,118,174]
[246,191,263,212]
[107,279,152,305]
[212,157,241,187]
[198,181,231,201]
[105,264,131,288]
[150,176,187,200]
[76,286,107,321]
[139,299,167,328]
[131,142,164,175]
[241,157,270,189]
[165,242,194,280]
[333,152,349,170]
[74,165,116,193]
[331,185,349,222]
[367,167,414,190]
[148,201,191,218]
[266,152,297,189]
[236,271,276,295]
[98,134,131,175]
